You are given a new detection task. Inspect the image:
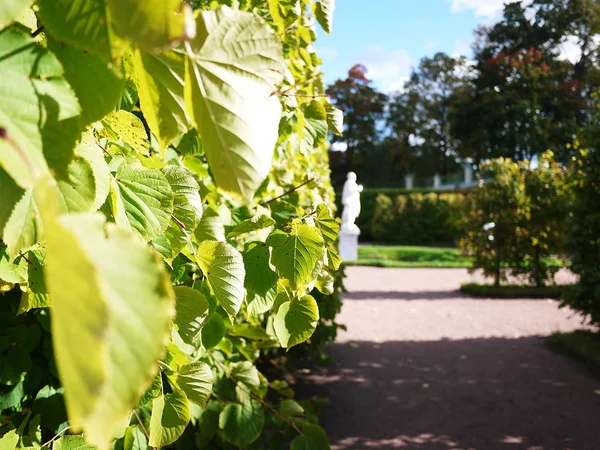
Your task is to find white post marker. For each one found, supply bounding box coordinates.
[405,173,414,190]
[339,171,363,261]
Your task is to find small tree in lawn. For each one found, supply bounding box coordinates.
[460,158,528,286]
[520,151,568,287]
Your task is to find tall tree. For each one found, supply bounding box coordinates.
[453,1,598,163]
[326,64,387,187]
[387,53,471,176]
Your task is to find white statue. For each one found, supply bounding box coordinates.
[341,171,363,234]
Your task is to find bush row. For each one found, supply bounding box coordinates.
[336,188,469,245]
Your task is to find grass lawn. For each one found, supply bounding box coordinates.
[547,330,600,379]
[346,245,472,268]
[348,244,567,269]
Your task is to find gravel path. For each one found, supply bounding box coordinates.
[298,267,600,450]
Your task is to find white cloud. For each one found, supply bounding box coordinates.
[448,0,507,19]
[316,47,339,60]
[357,46,414,93]
[448,0,533,22]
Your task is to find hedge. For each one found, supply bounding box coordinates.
[335,188,469,244]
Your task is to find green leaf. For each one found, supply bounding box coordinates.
[43,212,175,449]
[76,133,110,211]
[315,204,339,244]
[201,313,226,349]
[0,167,24,237]
[267,223,324,291]
[314,0,335,34]
[196,241,245,316]
[47,38,124,126]
[149,391,191,448]
[112,160,174,241]
[228,215,275,239]
[138,373,163,407]
[231,324,271,341]
[325,103,343,135]
[37,0,123,62]
[3,190,42,260]
[18,248,50,313]
[315,271,334,295]
[279,399,304,418]
[0,380,24,411]
[242,243,278,296]
[119,79,138,112]
[300,101,328,150]
[194,207,225,242]
[174,362,213,408]
[0,0,33,31]
[173,286,209,345]
[176,129,203,156]
[0,347,31,385]
[184,6,285,199]
[134,50,189,152]
[230,361,260,393]
[0,430,19,450]
[53,435,96,450]
[274,295,319,348]
[4,149,103,261]
[291,424,330,450]
[56,157,97,213]
[123,426,148,450]
[101,110,150,156]
[219,397,265,447]
[246,289,276,316]
[107,0,185,53]
[326,247,342,271]
[159,166,203,258]
[0,26,81,188]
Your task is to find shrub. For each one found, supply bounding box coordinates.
[369,191,467,245]
[460,154,567,287]
[547,331,600,378]
[562,148,600,326]
[0,2,342,449]
[518,151,569,286]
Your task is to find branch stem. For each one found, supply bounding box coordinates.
[263,178,314,206]
[207,352,302,435]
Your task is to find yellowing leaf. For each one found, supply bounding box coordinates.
[43,212,174,449]
[315,0,335,34]
[0,0,33,30]
[184,6,286,200]
[196,240,245,316]
[107,0,185,52]
[134,50,189,152]
[149,391,190,448]
[0,26,81,188]
[101,110,150,156]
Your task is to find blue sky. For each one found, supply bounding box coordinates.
[316,0,509,92]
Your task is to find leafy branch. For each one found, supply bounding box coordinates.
[262,178,315,205]
[207,351,303,435]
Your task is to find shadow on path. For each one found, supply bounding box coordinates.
[297,337,600,450]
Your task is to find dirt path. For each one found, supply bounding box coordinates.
[298,267,600,450]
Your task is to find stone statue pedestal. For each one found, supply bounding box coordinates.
[339,227,360,261]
